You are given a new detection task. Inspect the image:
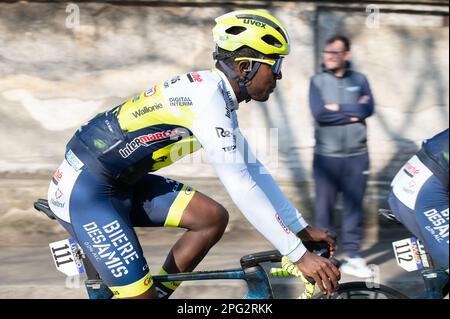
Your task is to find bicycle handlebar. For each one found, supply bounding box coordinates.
[296,242,341,284]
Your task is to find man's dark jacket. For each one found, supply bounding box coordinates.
[309,63,375,157]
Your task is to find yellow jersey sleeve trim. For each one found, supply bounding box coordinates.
[164,185,196,227]
[109,272,153,298]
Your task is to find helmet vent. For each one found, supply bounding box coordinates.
[225,26,247,35]
[262,35,282,48]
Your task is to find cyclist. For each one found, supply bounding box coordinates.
[47,10,340,299]
[388,128,449,272]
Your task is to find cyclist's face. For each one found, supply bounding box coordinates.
[247,57,280,102]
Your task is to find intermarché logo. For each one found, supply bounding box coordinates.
[119,129,187,158]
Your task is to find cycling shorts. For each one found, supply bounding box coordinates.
[47,150,196,298]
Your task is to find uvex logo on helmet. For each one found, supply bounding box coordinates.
[243,19,266,29]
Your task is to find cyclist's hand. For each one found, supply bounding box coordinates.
[297,226,337,258]
[295,250,340,296]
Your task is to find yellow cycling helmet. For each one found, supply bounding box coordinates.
[212,9,290,56]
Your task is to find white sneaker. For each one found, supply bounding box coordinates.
[340,257,373,278]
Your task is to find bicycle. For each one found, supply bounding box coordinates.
[35,198,420,299]
[34,198,288,299]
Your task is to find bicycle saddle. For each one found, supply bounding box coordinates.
[34,199,57,220]
[378,209,402,224]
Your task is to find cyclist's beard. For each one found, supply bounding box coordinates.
[251,93,270,102]
[250,86,274,102]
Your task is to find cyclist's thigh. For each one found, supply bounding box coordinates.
[388,191,423,237]
[130,174,223,229]
[48,161,152,298]
[415,175,449,269]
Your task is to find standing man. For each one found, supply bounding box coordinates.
[309,35,375,278]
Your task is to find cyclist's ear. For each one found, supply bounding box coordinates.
[238,60,252,75]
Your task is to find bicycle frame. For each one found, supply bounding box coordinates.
[82,249,280,299]
[37,198,341,300]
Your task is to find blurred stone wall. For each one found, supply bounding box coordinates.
[0,1,448,187]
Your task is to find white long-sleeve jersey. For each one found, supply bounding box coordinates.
[70,68,309,262]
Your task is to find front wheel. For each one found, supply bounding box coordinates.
[313,282,409,299]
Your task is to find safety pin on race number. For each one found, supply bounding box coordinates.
[392,237,429,272]
[49,238,86,277]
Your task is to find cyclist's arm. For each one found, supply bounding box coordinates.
[238,129,308,235]
[191,91,307,262]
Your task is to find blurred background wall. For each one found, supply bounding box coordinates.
[0,0,448,205]
[0,2,447,297]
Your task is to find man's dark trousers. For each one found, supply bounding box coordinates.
[313,152,369,258]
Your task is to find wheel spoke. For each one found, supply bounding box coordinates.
[326,282,409,299]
